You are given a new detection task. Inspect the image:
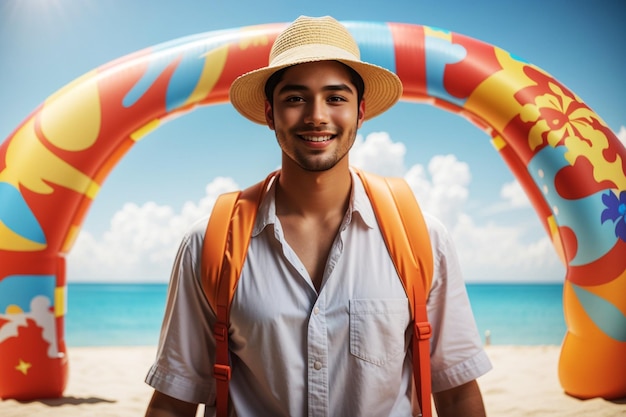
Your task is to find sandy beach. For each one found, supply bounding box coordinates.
[1,345,624,416]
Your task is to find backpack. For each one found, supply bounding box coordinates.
[201,168,434,417]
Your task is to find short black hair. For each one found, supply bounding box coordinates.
[264,61,365,106]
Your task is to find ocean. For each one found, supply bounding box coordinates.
[65,283,567,347]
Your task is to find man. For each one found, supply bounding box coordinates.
[145,15,491,417]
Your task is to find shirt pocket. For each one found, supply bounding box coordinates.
[349,298,410,366]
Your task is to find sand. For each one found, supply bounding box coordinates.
[1,345,624,416]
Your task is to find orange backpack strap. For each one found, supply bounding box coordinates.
[355,168,434,417]
[201,171,277,417]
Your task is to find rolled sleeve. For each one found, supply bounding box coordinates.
[145,218,217,405]
[423,214,493,392]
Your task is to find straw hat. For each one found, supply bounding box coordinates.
[229,16,403,125]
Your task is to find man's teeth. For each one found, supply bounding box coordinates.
[301,135,333,142]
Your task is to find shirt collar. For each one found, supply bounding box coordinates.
[252,168,377,237]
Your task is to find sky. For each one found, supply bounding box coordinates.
[1,0,624,283]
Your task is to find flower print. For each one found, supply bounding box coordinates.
[601,191,626,241]
[520,81,595,151]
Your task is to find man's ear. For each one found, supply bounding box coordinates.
[357,99,366,129]
[264,101,275,130]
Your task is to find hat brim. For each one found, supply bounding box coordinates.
[229,58,403,125]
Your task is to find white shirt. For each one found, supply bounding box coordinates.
[146,171,492,417]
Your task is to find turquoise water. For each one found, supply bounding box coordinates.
[66,283,167,347]
[466,283,566,345]
[65,283,566,347]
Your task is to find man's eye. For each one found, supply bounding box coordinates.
[328,96,347,102]
[285,96,304,103]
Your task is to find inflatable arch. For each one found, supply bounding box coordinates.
[1,21,625,401]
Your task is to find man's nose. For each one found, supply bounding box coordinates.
[304,98,329,125]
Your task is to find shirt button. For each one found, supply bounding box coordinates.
[313,361,322,370]
[313,307,320,315]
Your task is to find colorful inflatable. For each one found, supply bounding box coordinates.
[1,21,624,401]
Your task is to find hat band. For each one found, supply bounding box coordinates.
[270,43,361,67]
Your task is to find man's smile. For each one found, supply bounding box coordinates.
[299,135,335,142]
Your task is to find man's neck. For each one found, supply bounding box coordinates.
[276,160,352,219]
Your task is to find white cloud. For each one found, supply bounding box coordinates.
[500,180,530,208]
[476,179,532,217]
[352,134,472,228]
[68,132,564,283]
[405,154,471,229]
[67,177,238,282]
[350,131,406,177]
[452,214,564,282]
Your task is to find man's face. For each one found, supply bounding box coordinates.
[264,61,365,172]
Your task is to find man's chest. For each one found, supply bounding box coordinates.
[229,225,409,332]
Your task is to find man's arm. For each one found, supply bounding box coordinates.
[432,379,487,417]
[145,390,198,417]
